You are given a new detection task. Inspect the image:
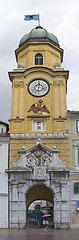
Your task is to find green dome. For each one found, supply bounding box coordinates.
[19,26,59,47]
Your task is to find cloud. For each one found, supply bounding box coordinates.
[0,0,79,122]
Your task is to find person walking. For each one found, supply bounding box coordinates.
[43,218,48,231]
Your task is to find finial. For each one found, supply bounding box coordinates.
[36,138,42,144]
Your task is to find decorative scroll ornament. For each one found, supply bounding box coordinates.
[28,99,50,114]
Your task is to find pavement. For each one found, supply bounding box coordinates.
[0,228,79,240]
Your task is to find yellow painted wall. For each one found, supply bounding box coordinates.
[9,69,68,134]
[16,43,61,69]
[9,39,69,168]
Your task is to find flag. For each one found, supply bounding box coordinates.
[24,14,39,21]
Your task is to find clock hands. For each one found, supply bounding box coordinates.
[35,81,42,92]
[38,80,41,91]
[35,81,48,92]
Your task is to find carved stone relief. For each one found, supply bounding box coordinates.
[14,81,24,88]
[53,80,64,87]
[28,99,50,114]
[25,150,53,167]
[13,143,66,169]
[33,166,47,180]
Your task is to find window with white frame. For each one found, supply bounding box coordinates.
[32,119,46,131]
[34,53,43,65]
[75,144,79,169]
[78,148,79,165]
[76,120,79,134]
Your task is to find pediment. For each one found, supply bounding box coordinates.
[12,139,66,170]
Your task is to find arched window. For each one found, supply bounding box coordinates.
[35,53,43,65]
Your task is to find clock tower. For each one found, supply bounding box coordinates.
[9,26,69,167]
[8,26,70,229]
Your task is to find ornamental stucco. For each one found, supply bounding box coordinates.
[12,142,66,169]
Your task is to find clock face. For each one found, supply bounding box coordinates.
[28,79,50,97]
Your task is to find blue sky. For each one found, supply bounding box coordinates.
[0,0,79,122]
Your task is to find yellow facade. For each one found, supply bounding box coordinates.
[9,27,69,168]
[15,42,63,69]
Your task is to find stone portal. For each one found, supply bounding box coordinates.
[6,141,70,229]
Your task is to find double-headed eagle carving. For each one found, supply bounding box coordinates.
[28,99,50,114]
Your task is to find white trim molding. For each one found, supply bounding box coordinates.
[33,52,44,65]
[74,142,79,170]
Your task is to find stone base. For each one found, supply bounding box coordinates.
[70,224,79,229]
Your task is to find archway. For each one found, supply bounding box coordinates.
[26,184,54,228]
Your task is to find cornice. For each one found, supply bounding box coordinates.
[8,66,69,82]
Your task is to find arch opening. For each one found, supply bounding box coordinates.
[26,184,54,228]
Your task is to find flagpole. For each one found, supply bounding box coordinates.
[38,14,40,26]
